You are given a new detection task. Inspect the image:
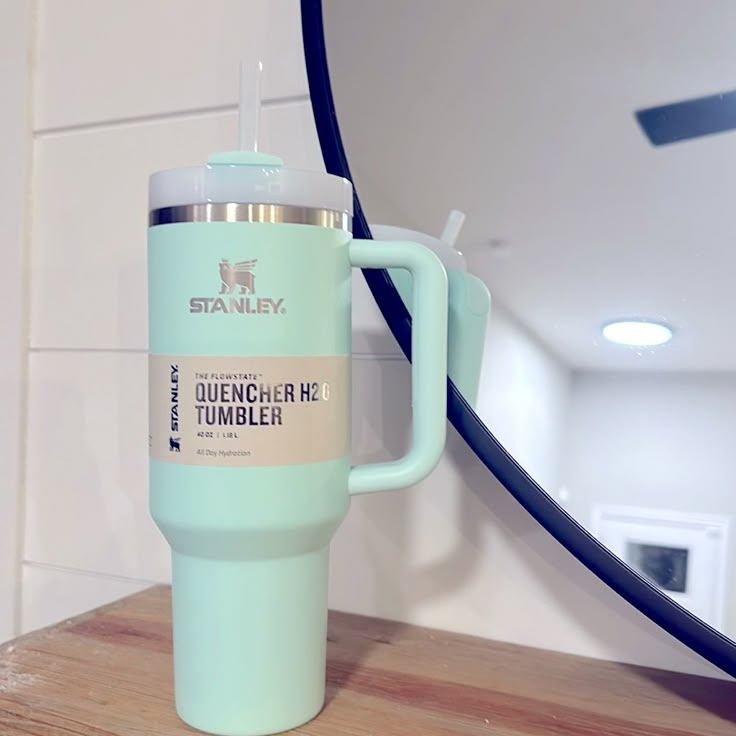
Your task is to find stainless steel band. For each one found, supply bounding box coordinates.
[149,203,352,230]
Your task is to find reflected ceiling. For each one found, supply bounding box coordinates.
[325,0,736,371]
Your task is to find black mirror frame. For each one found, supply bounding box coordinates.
[300,0,736,678]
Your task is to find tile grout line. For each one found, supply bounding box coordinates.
[22,560,160,587]
[33,94,311,138]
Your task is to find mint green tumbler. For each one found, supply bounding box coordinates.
[148,149,448,736]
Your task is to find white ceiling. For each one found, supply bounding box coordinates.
[324,0,736,371]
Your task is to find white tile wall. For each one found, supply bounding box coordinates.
[19,0,727,681]
[35,0,308,131]
[25,351,169,582]
[21,564,150,633]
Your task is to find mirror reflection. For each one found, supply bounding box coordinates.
[324,0,735,637]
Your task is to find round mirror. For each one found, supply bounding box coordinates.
[304,0,736,675]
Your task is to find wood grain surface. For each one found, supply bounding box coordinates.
[0,585,734,735]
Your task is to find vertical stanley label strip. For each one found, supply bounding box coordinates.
[149,355,350,467]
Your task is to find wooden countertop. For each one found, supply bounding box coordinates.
[0,585,734,735]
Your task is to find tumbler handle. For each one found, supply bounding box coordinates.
[348,240,448,495]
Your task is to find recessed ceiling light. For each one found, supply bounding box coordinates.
[602,320,673,347]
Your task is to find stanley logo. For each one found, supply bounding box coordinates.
[189,258,285,315]
[220,258,256,294]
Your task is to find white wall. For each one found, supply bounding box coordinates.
[563,371,736,637]
[1,0,727,681]
[0,0,34,644]
[476,305,571,492]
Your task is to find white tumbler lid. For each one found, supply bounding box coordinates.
[149,152,353,215]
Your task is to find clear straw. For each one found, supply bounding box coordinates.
[440,209,466,248]
[238,59,263,152]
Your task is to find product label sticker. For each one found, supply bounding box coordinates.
[149,355,350,467]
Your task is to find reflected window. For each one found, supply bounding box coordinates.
[626,543,689,593]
